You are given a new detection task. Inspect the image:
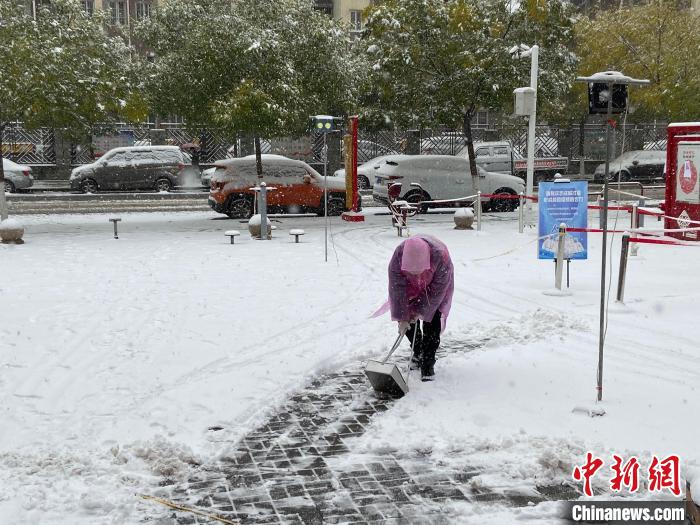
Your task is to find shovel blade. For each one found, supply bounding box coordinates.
[364,360,409,397]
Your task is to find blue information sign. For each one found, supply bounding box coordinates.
[538,181,588,260]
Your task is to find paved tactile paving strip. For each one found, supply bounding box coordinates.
[150,339,580,524]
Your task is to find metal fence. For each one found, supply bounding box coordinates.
[2,123,56,164]
[0,121,669,169]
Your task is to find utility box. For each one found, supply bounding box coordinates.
[514,87,536,116]
[664,122,700,240]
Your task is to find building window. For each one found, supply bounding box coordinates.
[82,0,94,15]
[474,110,489,127]
[349,10,362,31]
[135,0,151,20]
[108,0,127,25]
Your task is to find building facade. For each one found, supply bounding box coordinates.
[314,0,371,30]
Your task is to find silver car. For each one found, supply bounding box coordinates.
[69,146,192,193]
[3,158,34,193]
[372,155,525,212]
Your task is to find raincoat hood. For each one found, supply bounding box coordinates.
[401,237,431,274]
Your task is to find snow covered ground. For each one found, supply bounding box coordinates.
[0,208,698,524]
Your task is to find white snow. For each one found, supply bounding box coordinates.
[0,218,23,231]
[248,214,270,226]
[454,207,474,218]
[1,208,698,523]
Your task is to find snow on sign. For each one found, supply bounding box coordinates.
[675,142,700,203]
[538,181,588,260]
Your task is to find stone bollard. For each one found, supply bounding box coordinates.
[0,218,25,244]
[453,208,474,230]
[248,214,272,240]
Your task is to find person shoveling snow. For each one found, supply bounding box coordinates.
[373,235,454,381]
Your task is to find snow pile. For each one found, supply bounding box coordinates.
[0,435,201,523]
[248,214,271,226]
[0,218,23,231]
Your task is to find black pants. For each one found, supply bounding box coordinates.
[404,310,441,368]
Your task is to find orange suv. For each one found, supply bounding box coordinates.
[208,155,347,219]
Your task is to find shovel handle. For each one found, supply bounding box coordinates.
[382,329,406,364]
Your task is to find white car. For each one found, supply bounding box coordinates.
[201,166,216,188]
[372,155,525,212]
[3,158,34,193]
[332,154,397,190]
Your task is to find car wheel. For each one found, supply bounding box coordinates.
[155,178,172,192]
[489,188,518,212]
[4,180,15,193]
[226,196,254,219]
[318,195,346,216]
[81,179,98,194]
[404,190,430,214]
[358,175,370,190]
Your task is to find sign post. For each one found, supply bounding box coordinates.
[538,180,589,263]
[310,115,342,262]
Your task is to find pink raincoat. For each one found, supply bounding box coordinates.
[372,235,454,332]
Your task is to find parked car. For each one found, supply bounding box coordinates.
[208,155,347,219]
[372,155,525,212]
[332,154,398,190]
[2,158,34,193]
[593,150,666,183]
[201,166,217,188]
[69,146,194,193]
[459,141,569,181]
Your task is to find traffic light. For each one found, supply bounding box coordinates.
[588,83,628,114]
[309,115,339,133]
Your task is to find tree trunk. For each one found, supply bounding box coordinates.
[254,136,263,178]
[462,109,480,193]
[0,123,8,221]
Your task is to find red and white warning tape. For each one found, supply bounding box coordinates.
[627,236,700,247]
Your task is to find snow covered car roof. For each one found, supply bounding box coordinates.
[2,158,31,172]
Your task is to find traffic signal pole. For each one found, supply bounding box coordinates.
[597,82,613,403]
[575,71,649,405]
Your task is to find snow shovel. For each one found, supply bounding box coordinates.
[364,330,409,398]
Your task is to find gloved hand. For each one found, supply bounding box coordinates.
[398,320,410,334]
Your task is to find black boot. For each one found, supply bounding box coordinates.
[421,363,435,382]
[410,353,422,371]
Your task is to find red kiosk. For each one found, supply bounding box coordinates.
[665,122,700,240]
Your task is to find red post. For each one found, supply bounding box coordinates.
[342,115,364,222]
[350,115,359,212]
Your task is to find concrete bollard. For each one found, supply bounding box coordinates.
[453,208,474,230]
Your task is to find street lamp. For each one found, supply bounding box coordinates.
[511,44,539,211]
[575,71,649,404]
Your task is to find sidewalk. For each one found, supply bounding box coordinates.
[149,338,580,524]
